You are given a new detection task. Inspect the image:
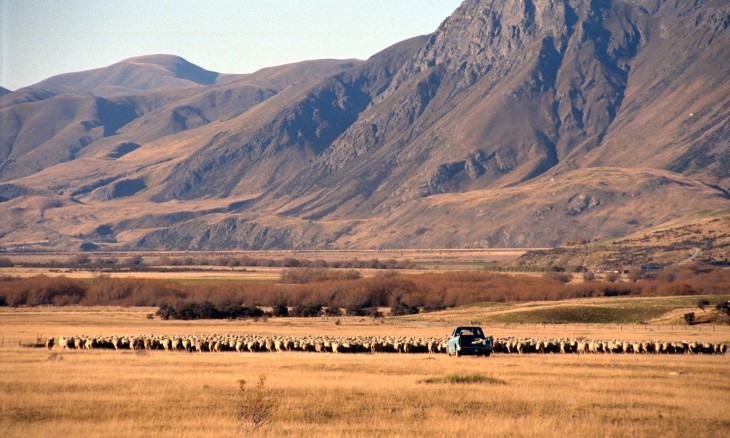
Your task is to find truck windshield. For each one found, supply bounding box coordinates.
[458,328,483,337]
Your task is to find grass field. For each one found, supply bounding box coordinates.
[406,295,730,326]
[1,307,728,437]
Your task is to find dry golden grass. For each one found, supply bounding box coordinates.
[1,308,728,437]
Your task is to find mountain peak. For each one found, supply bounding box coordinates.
[27,54,221,98]
[119,54,220,85]
[121,54,189,66]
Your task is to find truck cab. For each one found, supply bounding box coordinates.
[447,326,493,357]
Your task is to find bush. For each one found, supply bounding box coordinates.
[346,306,367,316]
[601,285,635,297]
[390,301,419,316]
[368,307,384,318]
[715,301,730,316]
[291,304,322,317]
[156,304,175,320]
[323,307,342,317]
[684,312,696,325]
[237,375,279,432]
[155,302,262,320]
[697,299,710,312]
[272,302,289,317]
[222,305,264,319]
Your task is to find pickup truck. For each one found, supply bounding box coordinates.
[447,326,493,357]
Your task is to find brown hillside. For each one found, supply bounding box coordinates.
[0,0,728,252]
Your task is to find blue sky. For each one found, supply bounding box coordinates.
[1,0,463,90]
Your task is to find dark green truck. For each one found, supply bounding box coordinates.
[446,326,493,357]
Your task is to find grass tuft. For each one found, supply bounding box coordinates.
[419,372,507,385]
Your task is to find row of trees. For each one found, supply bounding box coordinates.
[1,264,728,313]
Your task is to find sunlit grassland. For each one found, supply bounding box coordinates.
[1,345,728,437]
[405,294,730,325]
[0,307,729,437]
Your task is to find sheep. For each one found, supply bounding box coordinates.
[51,333,726,356]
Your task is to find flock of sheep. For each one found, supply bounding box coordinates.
[46,334,727,355]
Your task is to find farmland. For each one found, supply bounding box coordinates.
[1,251,729,437]
[1,306,729,437]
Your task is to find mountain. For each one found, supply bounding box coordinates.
[28,55,234,98]
[0,87,11,97]
[0,0,728,255]
[0,57,361,181]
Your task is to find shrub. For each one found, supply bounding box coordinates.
[582,271,596,281]
[272,302,289,317]
[323,307,342,317]
[684,312,696,326]
[346,306,367,316]
[156,304,175,320]
[222,305,264,319]
[715,301,730,316]
[601,285,635,297]
[291,304,322,317]
[697,299,710,312]
[236,375,279,432]
[155,302,262,320]
[368,307,384,318]
[390,301,419,316]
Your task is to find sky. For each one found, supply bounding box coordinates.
[0,0,464,91]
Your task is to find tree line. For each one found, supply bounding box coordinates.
[1,264,728,318]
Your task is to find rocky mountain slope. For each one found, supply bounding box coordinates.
[0,0,728,252]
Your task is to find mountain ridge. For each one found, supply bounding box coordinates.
[0,0,728,253]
